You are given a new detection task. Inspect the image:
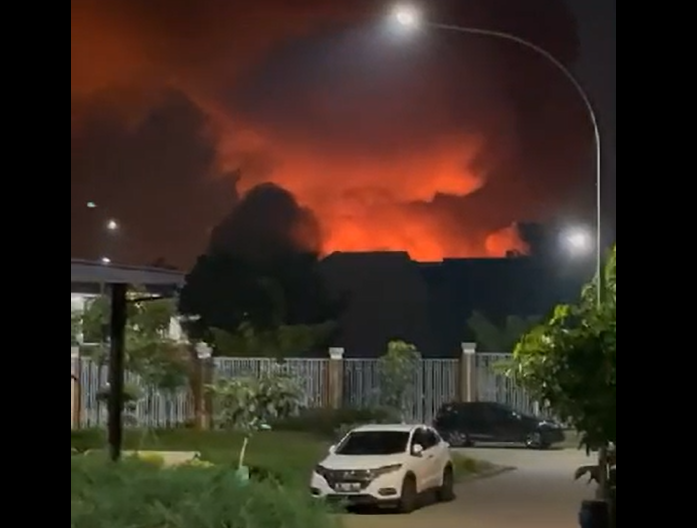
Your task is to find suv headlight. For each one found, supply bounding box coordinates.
[314,464,329,477]
[369,464,403,478]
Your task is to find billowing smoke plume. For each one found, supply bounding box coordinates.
[209,181,321,259]
[71,0,587,264]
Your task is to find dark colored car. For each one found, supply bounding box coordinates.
[433,401,565,449]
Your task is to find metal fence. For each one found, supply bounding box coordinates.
[342,358,459,424]
[71,352,541,428]
[475,353,542,417]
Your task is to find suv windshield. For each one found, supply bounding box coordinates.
[335,431,410,455]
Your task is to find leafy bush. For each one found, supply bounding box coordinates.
[511,246,616,500]
[71,429,103,453]
[207,367,305,468]
[377,341,421,420]
[71,456,339,528]
[271,406,399,439]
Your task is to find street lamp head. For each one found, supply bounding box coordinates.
[100,256,111,265]
[564,229,591,254]
[106,219,119,231]
[393,5,420,28]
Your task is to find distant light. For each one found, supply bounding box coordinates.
[106,219,118,231]
[86,201,97,209]
[100,257,111,265]
[393,5,420,28]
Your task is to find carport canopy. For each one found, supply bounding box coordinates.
[71,259,185,460]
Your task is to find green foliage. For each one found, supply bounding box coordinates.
[467,311,541,352]
[510,246,616,451]
[211,320,336,359]
[77,294,188,395]
[71,310,82,345]
[95,383,141,409]
[206,367,304,467]
[130,297,175,337]
[81,295,112,343]
[79,294,176,345]
[127,336,189,394]
[95,383,142,427]
[510,246,616,498]
[208,369,304,432]
[376,340,421,419]
[71,457,339,528]
[271,406,399,439]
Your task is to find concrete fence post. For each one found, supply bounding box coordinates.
[459,342,478,402]
[71,346,81,429]
[327,347,345,409]
[195,343,213,430]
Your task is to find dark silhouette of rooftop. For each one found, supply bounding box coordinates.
[319,252,587,358]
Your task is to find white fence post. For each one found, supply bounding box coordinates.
[460,342,477,402]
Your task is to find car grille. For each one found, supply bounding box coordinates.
[322,469,372,490]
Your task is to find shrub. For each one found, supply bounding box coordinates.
[271,406,399,439]
[71,429,104,453]
[71,457,339,528]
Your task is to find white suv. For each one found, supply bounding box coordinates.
[310,423,455,512]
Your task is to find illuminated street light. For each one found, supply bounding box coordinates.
[100,256,111,265]
[564,228,592,254]
[86,201,97,209]
[106,219,119,232]
[393,5,420,28]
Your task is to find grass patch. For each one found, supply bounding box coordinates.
[72,428,329,484]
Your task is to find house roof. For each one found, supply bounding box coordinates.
[71,259,185,294]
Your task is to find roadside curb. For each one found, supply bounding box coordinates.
[458,465,516,483]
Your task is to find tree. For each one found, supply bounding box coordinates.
[179,253,277,340]
[377,341,421,421]
[211,321,336,359]
[509,246,616,499]
[130,297,176,338]
[77,293,188,403]
[81,295,112,345]
[467,311,541,352]
[179,250,343,355]
[207,369,304,469]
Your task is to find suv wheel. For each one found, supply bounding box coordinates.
[436,466,455,502]
[525,431,549,449]
[448,431,473,447]
[397,475,417,513]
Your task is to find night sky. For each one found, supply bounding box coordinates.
[71,0,616,268]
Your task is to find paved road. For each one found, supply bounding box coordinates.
[341,447,595,528]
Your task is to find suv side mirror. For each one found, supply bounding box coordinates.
[328,444,336,454]
[411,444,424,457]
